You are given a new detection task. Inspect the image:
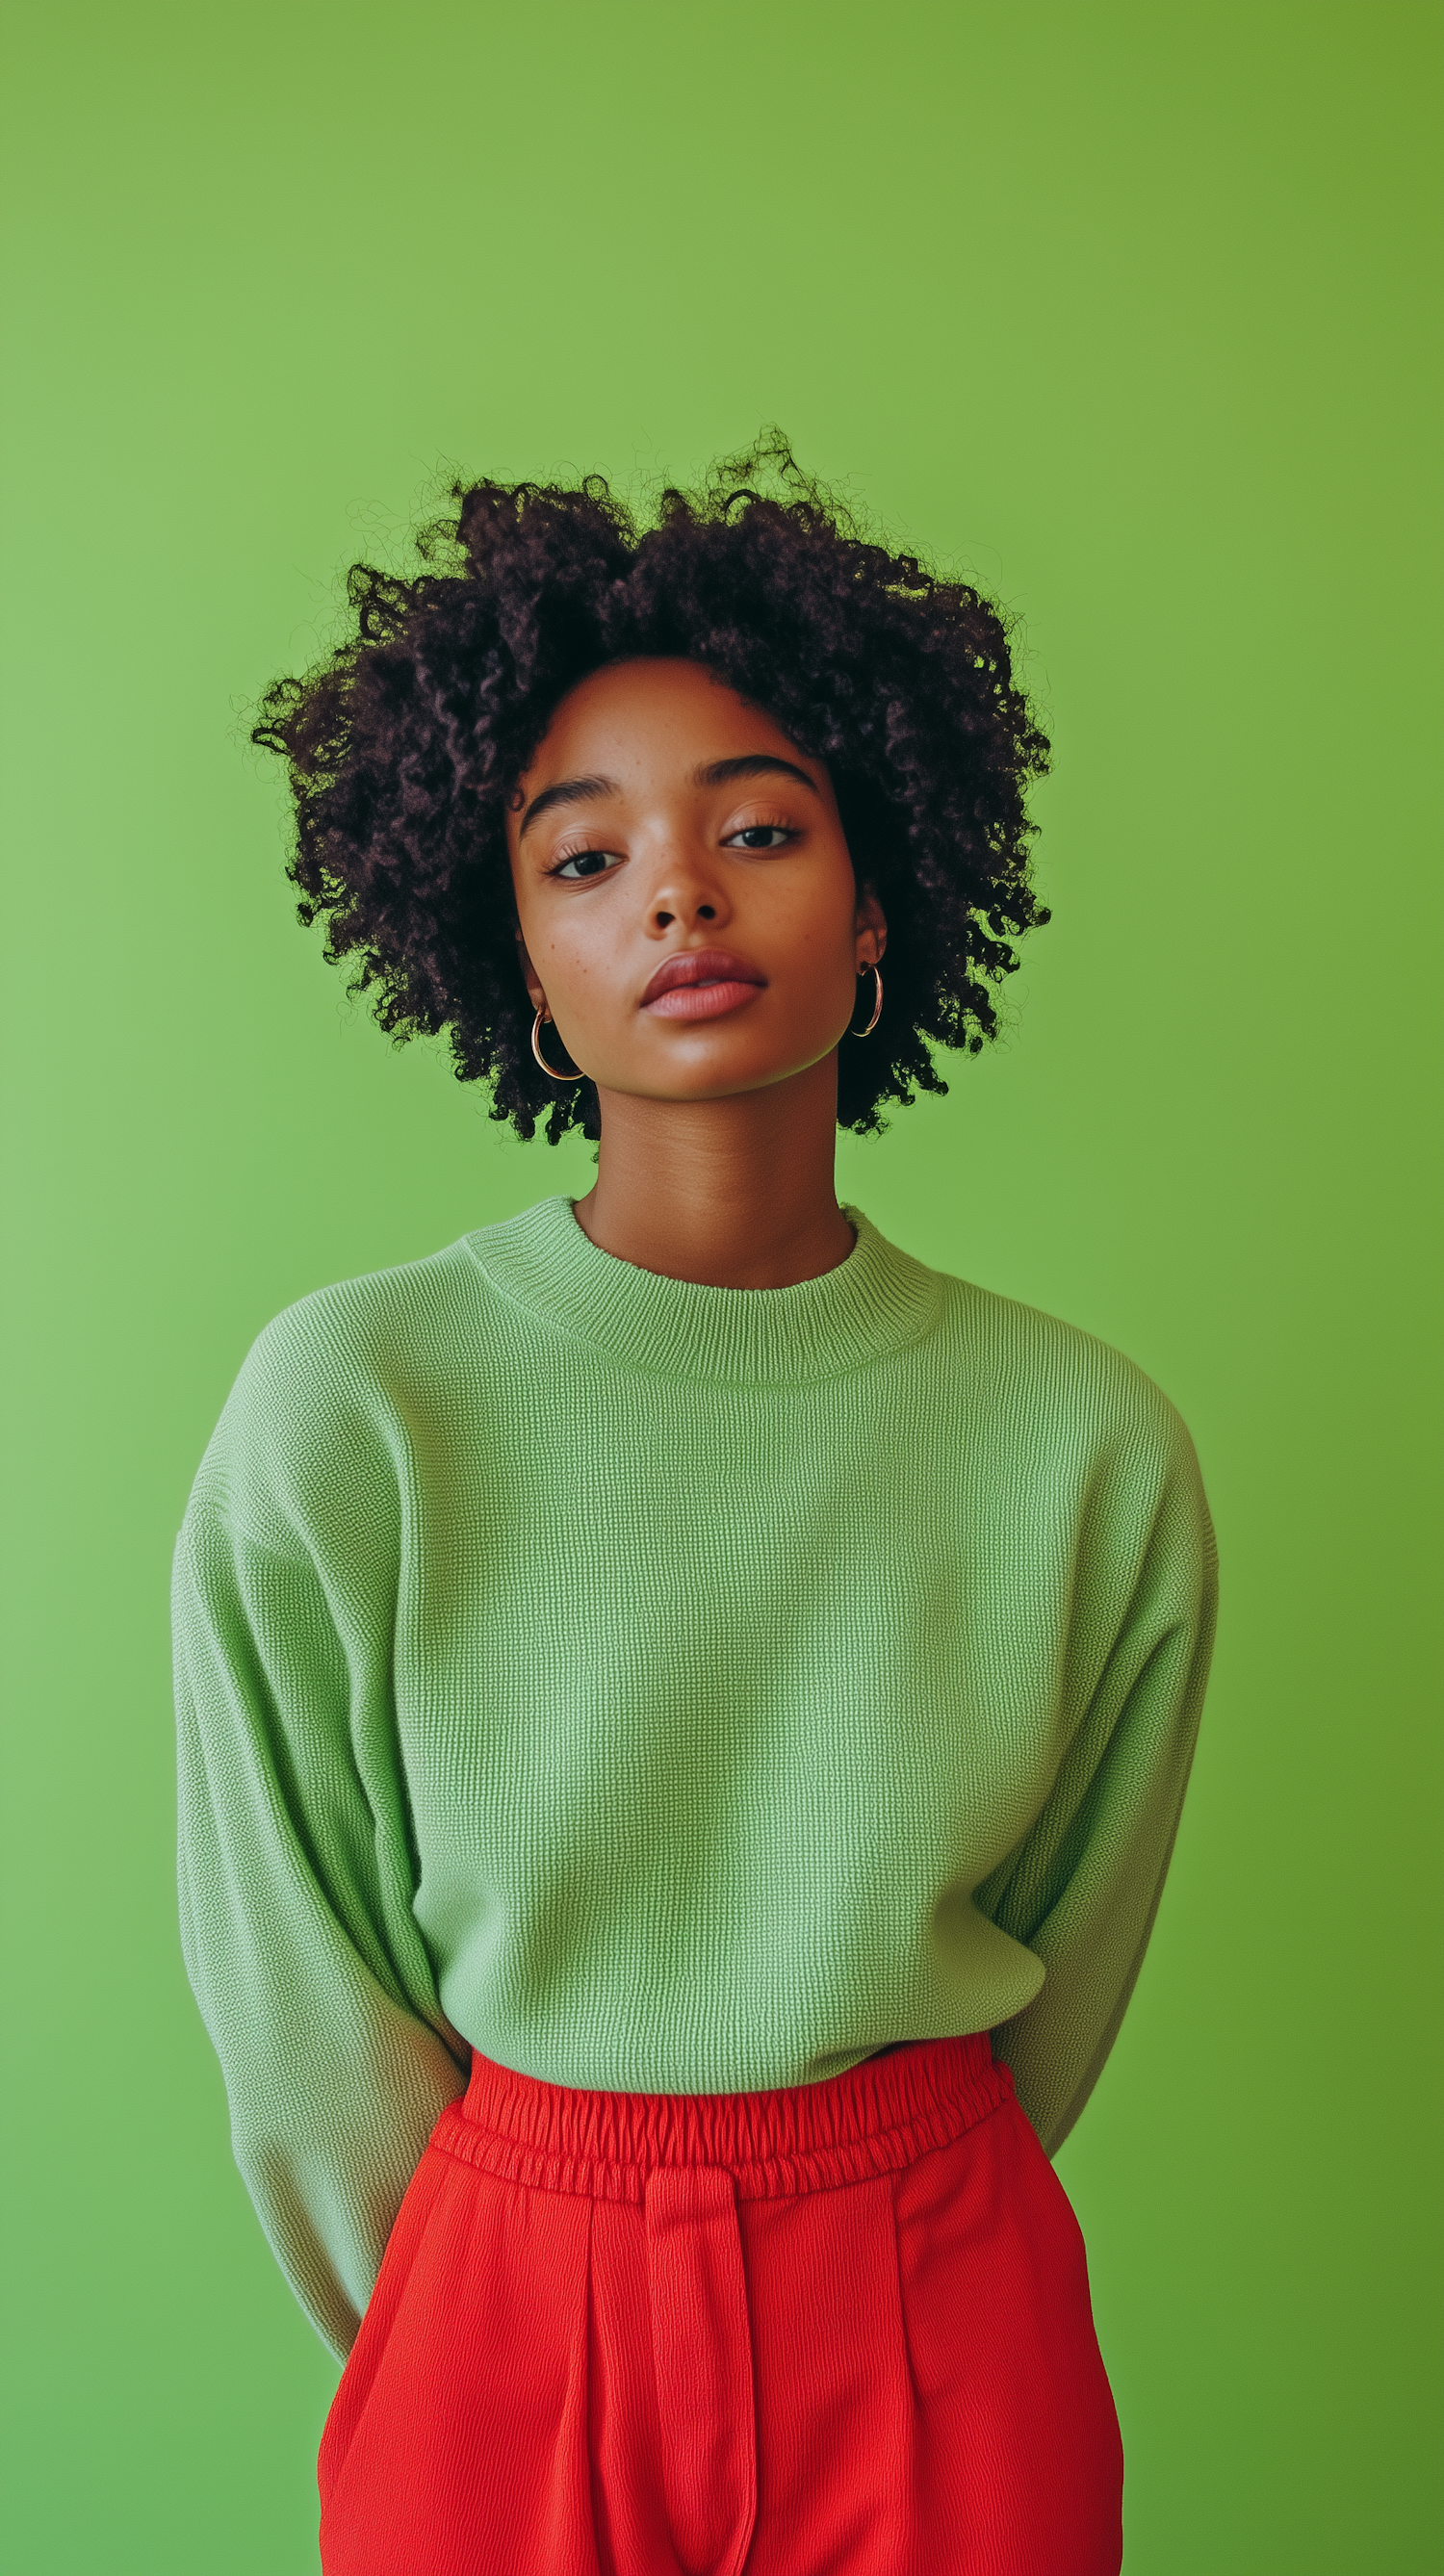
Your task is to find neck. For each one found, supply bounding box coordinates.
[572,1053,855,1289]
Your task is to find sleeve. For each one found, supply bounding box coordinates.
[173,1381,470,2359]
[975,1406,1218,2157]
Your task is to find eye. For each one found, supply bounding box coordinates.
[722,824,798,851]
[551,847,625,881]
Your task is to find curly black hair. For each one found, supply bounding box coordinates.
[252,432,1050,1143]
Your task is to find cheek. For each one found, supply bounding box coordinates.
[505,857,536,947]
[525,906,626,1015]
[510,871,566,967]
[779,851,863,960]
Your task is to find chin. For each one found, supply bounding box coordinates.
[635,1058,831,1104]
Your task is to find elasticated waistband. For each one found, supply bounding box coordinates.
[430,2033,1012,2205]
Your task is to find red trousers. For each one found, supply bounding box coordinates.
[319,2036,1122,2575]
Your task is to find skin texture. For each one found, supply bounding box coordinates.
[506,658,887,1289]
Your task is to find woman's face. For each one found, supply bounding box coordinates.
[505,657,886,1103]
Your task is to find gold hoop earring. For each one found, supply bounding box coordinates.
[530,1008,584,1082]
[850,961,883,1038]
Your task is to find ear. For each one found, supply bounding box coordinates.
[514,927,548,1016]
[854,887,888,968]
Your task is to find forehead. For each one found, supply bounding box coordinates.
[521,657,805,785]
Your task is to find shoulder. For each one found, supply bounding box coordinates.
[915,1257,1205,1497]
[916,1263,1215,1603]
[183,1228,521,1549]
[240,1234,492,1392]
[226,1234,492,1421]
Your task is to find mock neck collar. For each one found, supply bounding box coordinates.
[464,1195,941,1385]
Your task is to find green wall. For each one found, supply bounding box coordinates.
[1,3,1437,2567]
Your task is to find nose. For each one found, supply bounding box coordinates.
[653,892,715,930]
[645,841,732,938]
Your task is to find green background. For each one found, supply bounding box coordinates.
[1,3,1437,2567]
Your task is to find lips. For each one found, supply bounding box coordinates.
[640,948,767,1021]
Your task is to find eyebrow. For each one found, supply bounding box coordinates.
[517,750,821,841]
[517,774,619,839]
[692,754,820,795]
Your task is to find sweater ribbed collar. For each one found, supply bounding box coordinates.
[466,1195,941,1385]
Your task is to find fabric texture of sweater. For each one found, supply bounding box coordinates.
[173,1197,1217,2358]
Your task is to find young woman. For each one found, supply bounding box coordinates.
[174,442,1216,2576]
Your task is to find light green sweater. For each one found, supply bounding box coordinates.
[174,1197,1216,2357]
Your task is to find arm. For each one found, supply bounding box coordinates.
[173,1367,469,2358]
[976,1411,1218,2156]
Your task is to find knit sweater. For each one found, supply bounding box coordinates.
[174,1197,1216,2358]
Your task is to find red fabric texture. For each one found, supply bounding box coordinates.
[318,2037,1122,2575]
